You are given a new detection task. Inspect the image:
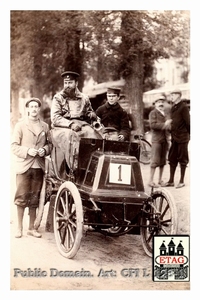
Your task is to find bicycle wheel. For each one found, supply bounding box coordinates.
[139,138,151,164]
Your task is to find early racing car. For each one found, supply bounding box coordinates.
[35,134,177,259]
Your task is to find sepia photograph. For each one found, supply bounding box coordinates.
[8,7,193,294]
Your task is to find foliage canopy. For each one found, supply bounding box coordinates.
[11,10,190,130]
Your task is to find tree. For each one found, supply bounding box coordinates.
[11,10,190,133]
[11,11,32,124]
[117,10,190,132]
[79,10,190,132]
[11,10,85,124]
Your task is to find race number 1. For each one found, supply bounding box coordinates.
[109,163,131,185]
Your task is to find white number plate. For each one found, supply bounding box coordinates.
[109,163,131,185]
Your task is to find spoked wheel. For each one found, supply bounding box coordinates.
[53,181,83,258]
[139,139,151,164]
[141,188,177,257]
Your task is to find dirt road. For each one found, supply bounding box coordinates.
[10,160,190,291]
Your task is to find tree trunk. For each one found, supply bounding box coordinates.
[124,53,144,134]
[11,88,20,131]
[120,11,145,135]
[30,58,44,119]
[64,12,83,89]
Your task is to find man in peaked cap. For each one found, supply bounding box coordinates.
[163,88,190,188]
[51,71,102,172]
[11,97,50,238]
[148,94,171,187]
[61,71,80,80]
[96,86,130,141]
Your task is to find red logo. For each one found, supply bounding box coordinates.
[155,255,188,265]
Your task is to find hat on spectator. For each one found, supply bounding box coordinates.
[61,71,80,80]
[154,95,167,103]
[107,87,121,95]
[25,98,42,107]
[170,89,182,96]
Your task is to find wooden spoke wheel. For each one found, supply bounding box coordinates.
[141,188,177,257]
[53,181,83,258]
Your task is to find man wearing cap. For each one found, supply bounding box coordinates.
[96,87,130,141]
[11,98,50,238]
[164,89,190,188]
[148,95,171,187]
[51,71,102,171]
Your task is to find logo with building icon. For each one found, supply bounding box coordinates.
[153,235,190,282]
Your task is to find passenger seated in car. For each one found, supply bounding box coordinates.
[96,87,130,141]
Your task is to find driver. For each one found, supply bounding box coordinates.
[51,71,102,171]
[96,87,130,141]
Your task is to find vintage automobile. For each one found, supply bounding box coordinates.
[35,133,177,259]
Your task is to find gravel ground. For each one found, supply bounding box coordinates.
[9,153,190,292]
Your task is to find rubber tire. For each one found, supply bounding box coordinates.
[53,181,83,258]
[139,139,151,164]
[141,188,178,257]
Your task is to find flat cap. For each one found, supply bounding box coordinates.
[25,98,42,107]
[170,89,182,96]
[61,71,80,80]
[107,87,121,94]
[154,95,166,103]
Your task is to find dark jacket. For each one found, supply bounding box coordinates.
[170,101,190,143]
[96,102,130,141]
[149,108,170,143]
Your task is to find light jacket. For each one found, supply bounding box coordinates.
[51,88,94,128]
[11,118,50,174]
